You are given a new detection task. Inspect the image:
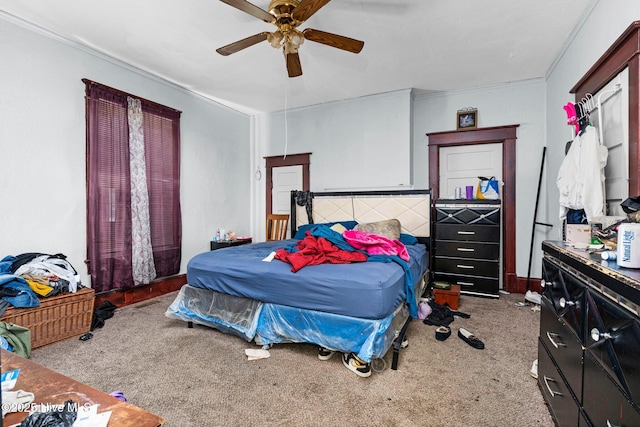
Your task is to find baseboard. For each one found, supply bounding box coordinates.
[94,274,186,308]
[506,276,542,294]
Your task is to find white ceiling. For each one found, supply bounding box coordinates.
[0,0,595,114]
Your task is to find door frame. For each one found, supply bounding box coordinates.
[428,125,520,292]
[265,152,311,216]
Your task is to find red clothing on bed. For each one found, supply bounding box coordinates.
[275,235,367,272]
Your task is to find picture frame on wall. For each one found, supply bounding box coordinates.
[457,108,478,130]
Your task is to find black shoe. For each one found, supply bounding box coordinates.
[435,325,451,341]
[318,347,336,361]
[342,353,372,377]
[458,328,484,349]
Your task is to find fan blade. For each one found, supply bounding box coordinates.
[292,0,331,22]
[286,52,303,77]
[216,32,270,56]
[219,0,275,23]
[302,29,364,53]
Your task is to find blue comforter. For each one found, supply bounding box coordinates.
[186,238,427,320]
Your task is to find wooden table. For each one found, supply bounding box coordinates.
[1,349,164,426]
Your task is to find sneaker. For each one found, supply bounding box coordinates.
[342,353,372,378]
[525,290,542,305]
[318,347,336,361]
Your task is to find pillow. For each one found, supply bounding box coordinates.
[354,219,401,240]
[329,223,347,234]
[293,221,358,240]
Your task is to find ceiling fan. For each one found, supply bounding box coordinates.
[216,0,365,77]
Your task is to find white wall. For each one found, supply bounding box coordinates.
[545,1,640,240]
[257,79,549,279]
[260,89,413,191]
[0,16,252,288]
[254,89,413,241]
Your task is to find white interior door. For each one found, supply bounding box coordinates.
[439,143,503,199]
[272,165,303,237]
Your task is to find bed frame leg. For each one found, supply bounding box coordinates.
[391,349,400,370]
[391,317,412,370]
[187,321,193,328]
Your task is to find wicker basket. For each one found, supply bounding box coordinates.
[0,287,95,348]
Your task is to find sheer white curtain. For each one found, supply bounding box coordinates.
[127,96,156,285]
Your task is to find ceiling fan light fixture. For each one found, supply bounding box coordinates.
[217,0,364,77]
[283,41,297,54]
[284,28,304,53]
[267,30,284,48]
[290,30,304,48]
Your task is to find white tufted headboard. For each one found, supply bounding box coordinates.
[291,190,431,244]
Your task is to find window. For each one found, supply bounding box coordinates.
[84,79,182,292]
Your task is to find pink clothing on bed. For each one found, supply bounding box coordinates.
[342,230,409,261]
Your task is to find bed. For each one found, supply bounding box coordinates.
[166,189,431,371]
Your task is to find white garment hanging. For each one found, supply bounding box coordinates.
[557,125,608,222]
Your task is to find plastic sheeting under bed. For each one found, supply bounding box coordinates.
[165,285,263,342]
[165,275,426,365]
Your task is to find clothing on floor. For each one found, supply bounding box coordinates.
[0,321,31,358]
[423,300,470,326]
[91,301,117,331]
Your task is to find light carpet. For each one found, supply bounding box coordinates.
[28,291,553,427]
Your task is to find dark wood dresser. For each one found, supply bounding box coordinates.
[540,241,640,426]
[433,199,501,297]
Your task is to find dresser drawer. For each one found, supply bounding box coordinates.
[435,205,500,225]
[433,272,498,296]
[585,289,640,404]
[542,257,587,342]
[538,337,581,426]
[435,240,499,260]
[434,257,499,278]
[540,298,583,397]
[583,350,640,427]
[436,224,499,243]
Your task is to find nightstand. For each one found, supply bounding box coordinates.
[210,237,252,251]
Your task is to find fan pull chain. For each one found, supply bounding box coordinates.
[283,71,288,159]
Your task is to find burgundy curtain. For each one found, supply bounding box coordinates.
[85,80,182,292]
[86,84,132,291]
[142,103,182,277]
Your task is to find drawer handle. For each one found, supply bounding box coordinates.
[457,281,474,287]
[590,327,613,342]
[543,375,563,397]
[457,231,476,235]
[457,248,475,252]
[546,332,566,349]
[456,264,474,269]
[559,297,575,308]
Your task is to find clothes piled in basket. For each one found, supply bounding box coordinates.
[0,253,82,315]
